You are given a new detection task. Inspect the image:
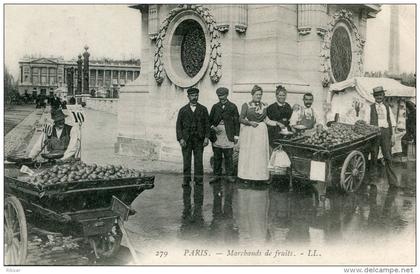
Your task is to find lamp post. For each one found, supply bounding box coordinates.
[77,54,82,95]
[83,45,90,94]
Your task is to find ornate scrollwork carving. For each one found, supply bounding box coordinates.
[320,9,365,87]
[154,4,222,85]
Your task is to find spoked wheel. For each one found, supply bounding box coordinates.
[4,196,28,265]
[340,151,366,193]
[89,223,122,258]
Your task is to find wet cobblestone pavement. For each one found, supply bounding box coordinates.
[4,105,36,135]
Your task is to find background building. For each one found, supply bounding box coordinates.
[116,4,381,163]
[17,56,140,97]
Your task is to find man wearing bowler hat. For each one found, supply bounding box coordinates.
[369,86,399,188]
[29,109,80,161]
[176,87,210,220]
[209,87,240,183]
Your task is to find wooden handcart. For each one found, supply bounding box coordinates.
[274,126,380,198]
[4,164,154,265]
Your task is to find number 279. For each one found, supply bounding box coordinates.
[155,251,168,258]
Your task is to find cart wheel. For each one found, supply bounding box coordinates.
[91,224,122,258]
[4,196,28,265]
[340,151,366,193]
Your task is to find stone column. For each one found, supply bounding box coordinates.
[148,5,159,40]
[297,4,329,123]
[298,4,328,35]
[389,5,400,74]
[95,69,98,88]
[117,70,120,85]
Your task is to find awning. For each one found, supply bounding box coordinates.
[330,77,416,103]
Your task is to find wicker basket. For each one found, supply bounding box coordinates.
[268,166,288,175]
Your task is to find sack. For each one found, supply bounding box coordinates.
[268,146,291,175]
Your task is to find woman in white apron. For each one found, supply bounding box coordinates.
[237,85,282,182]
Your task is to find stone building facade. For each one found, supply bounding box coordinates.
[18,57,140,97]
[116,4,381,163]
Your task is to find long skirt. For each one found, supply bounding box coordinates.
[237,122,270,181]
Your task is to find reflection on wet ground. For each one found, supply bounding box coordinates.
[124,161,415,264]
[20,161,415,265]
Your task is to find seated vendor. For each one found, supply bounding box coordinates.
[290,92,321,130]
[29,109,80,161]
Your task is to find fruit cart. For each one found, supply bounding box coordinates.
[273,122,381,196]
[4,162,154,265]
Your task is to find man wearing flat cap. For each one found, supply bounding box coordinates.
[209,87,240,183]
[29,109,80,161]
[176,87,210,220]
[369,86,399,188]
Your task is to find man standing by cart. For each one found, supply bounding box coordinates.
[369,86,399,188]
[176,87,210,221]
[29,109,80,161]
[209,87,240,183]
[290,92,320,130]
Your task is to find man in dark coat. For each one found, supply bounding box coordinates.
[401,100,416,160]
[176,87,210,221]
[209,87,240,183]
[50,93,62,110]
[369,86,399,188]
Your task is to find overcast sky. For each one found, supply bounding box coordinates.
[364,4,415,73]
[5,5,142,77]
[4,4,416,78]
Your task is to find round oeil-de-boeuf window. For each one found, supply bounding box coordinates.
[330,25,352,82]
[180,19,206,78]
[164,12,210,88]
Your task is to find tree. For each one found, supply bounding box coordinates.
[4,67,17,103]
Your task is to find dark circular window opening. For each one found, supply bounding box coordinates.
[330,25,352,82]
[176,19,206,78]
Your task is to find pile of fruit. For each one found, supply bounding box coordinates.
[303,123,364,147]
[352,120,380,135]
[28,161,143,185]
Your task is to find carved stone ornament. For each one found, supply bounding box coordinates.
[154,4,222,85]
[298,27,312,35]
[217,24,230,33]
[234,24,247,33]
[316,27,327,37]
[320,9,365,87]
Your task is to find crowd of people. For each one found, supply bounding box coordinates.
[175,84,412,221]
[176,85,320,220]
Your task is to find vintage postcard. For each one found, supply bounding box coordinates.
[3,2,416,271]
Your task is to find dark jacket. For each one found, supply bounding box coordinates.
[370,103,393,136]
[176,103,210,142]
[46,124,72,153]
[209,100,240,143]
[267,102,293,145]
